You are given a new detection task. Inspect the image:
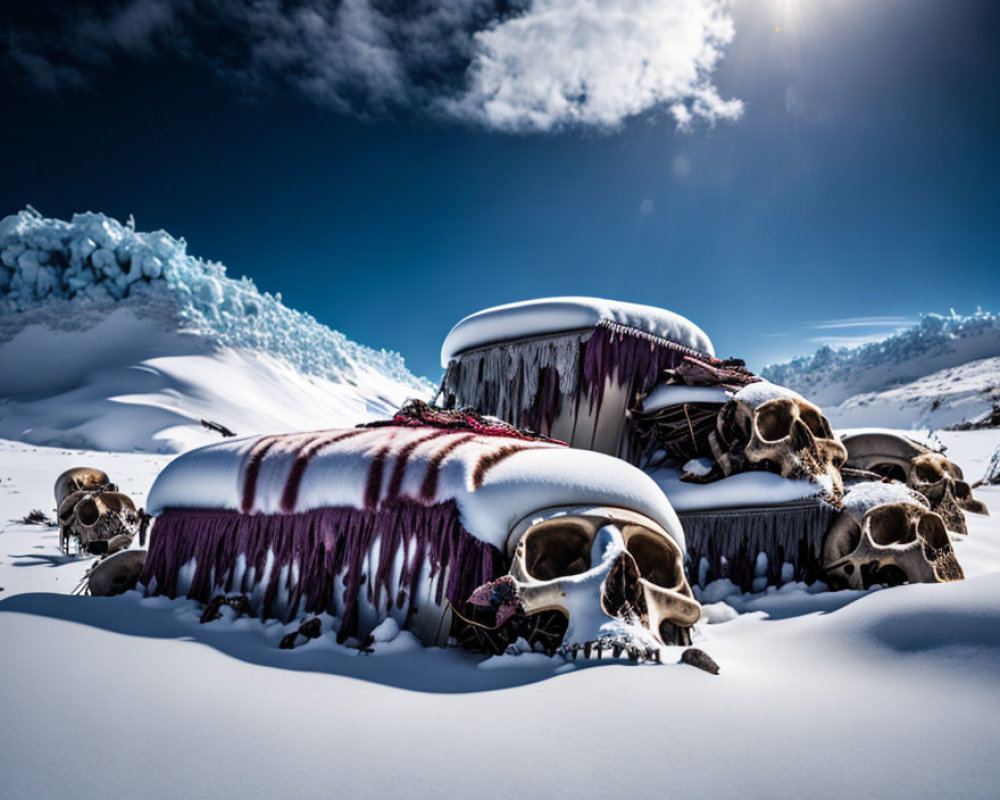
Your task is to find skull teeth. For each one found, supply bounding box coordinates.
[560,638,661,664]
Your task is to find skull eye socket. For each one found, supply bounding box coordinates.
[523,521,592,580]
[755,403,793,442]
[625,530,681,589]
[867,505,915,545]
[871,462,907,482]
[76,499,101,527]
[917,513,949,549]
[914,462,943,483]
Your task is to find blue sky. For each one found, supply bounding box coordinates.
[2,0,997,380]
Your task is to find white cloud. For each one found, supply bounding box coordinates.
[4,0,741,132]
[449,0,741,130]
[809,316,917,330]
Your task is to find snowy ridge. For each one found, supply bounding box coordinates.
[762,312,1000,429]
[762,311,1000,408]
[0,208,428,391]
[0,209,433,452]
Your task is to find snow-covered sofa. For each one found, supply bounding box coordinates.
[438,297,715,463]
[142,413,695,649]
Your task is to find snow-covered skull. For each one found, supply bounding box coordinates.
[58,490,140,556]
[822,483,963,589]
[840,431,988,534]
[463,507,700,661]
[710,383,847,501]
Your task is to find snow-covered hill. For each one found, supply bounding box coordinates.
[0,209,433,452]
[763,312,1000,429]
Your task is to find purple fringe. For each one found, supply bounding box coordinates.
[441,321,702,458]
[141,500,504,642]
[581,322,695,416]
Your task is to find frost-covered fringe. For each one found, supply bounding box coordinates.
[440,322,697,446]
[439,329,585,432]
[141,501,503,642]
[681,500,837,591]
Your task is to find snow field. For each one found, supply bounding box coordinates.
[1,430,998,798]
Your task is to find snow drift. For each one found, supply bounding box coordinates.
[0,209,433,452]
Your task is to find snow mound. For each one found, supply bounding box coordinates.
[441,296,715,365]
[0,209,433,452]
[732,379,805,409]
[763,311,1000,409]
[842,481,927,515]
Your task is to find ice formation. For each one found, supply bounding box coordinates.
[0,208,430,393]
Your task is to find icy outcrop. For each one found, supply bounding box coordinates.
[0,208,429,393]
[0,209,433,452]
[762,311,1000,409]
[981,444,1000,486]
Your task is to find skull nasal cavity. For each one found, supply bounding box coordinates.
[524,524,591,580]
[77,500,100,526]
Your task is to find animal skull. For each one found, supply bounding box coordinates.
[462,506,700,661]
[840,431,988,534]
[58,490,140,556]
[708,384,847,501]
[822,483,964,589]
[85,549,147,597]
[54,467,117,506]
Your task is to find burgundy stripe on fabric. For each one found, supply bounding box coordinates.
[280,429,369,513]
[386,429,451,501]
[241,435,282,513]
[419,433,477,501]
[471,442,536,489]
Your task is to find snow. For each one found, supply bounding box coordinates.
[147,426,687,551]
[646,466,823,511]
[763,311,1000,421]
[732,379,805,409]
[841,480,927,515]
[440,296,715,365]
[1,431,999,797]
[0,210,434,452]
[641,383,732,410]
[823,356,1000,430]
